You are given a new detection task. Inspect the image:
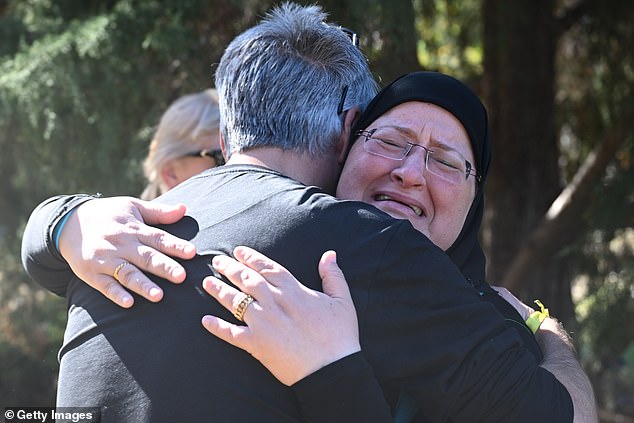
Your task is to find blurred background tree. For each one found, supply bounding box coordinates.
[0,0,632,420]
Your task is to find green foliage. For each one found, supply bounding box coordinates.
[555,4,634,413]
[557,6,634,414]
[0,291,66,405]
[575,238,634,415]
[565,226,634,418]
[0,232,67,404]
[413,0,482,78]
[0,0,250,207]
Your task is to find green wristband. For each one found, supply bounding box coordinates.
[525,300,549,334]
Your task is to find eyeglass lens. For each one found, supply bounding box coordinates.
[361,128,472,184]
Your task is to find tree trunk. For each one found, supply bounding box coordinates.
[502,120,630,292]
[323,0,420,86]
[482,0,573,318]
[371,0,421,84]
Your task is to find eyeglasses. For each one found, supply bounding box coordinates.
[339,27,359,48]
[337,86,349,115]
[182,149,225,166]
[357,128,481,184]
[336,27,359,115]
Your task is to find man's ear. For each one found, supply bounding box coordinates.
[337,106,361,164]
[219,130,228,160]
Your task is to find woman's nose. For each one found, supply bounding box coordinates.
[390,149,427,188]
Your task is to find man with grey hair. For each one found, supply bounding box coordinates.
[28,4,382,423]
[214,3,376,191]
[23,3,585,423]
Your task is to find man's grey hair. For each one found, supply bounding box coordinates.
[215,2,378,157]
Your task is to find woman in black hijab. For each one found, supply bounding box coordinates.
[346,71,541,361]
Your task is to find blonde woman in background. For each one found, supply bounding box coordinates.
[140,88,223,200]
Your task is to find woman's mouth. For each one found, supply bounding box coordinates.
[374,194,424,216]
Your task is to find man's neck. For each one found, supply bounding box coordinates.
[225,147,339,194]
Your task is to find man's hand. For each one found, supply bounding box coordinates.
[58,196,196,307]
[492,285,598,422]
[536,318,599,423]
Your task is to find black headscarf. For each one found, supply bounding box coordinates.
[352,72,542,362]
[352,71,492,284]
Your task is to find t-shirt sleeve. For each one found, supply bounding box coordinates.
[292,351,393,423]
[21,194,95,296]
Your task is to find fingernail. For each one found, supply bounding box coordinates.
[121,295,133,308]
[234,246,253,261]
[202,277,216,290]
[212,256,225,270]
[233,246,245,259]
[149,287,162,298]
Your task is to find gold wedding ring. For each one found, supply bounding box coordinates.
[233,294,254,322]
[113,261,128,282]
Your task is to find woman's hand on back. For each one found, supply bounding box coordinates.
[201,246,361,386]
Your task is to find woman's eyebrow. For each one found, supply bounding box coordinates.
[428,138,460,152]
[383,125,467,155]
[382,124,418,139]
[426,132,469,154]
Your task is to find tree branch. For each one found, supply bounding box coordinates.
[502,119,631,291]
